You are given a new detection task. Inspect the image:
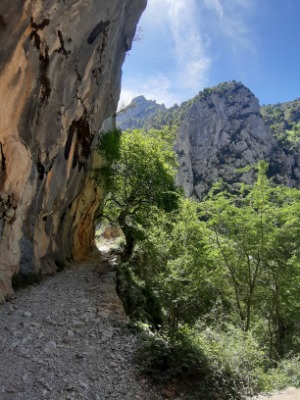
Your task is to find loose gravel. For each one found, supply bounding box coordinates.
[0,251,163,400]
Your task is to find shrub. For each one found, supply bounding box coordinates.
[116,262,163,328]
[136,327,208,382]
[261,356,300,391]
[136,325,266,399]
[196,324,267,396]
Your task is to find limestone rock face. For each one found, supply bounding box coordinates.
[176,82,289,198]
[0,0,147,300]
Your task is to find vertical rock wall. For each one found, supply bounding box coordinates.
[176,82,276,198]
[0,0,147,300]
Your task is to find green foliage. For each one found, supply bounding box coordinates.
[96,128,178,210]
[137,328,208,382]
[95,128,121,192]
[261,356,300,391]
[137,324,267,398]
[285,121,300,142]
[98,147,300,397]
[131,198,223,332]
[116,262,163,328]
[95,127,179,261]
[199,162,300,359]
[197,324,267,394]
[137,322,300,398]
[97,128,121,163]
[260,99,300,150]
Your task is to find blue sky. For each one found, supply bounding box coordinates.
[119,0,300,108]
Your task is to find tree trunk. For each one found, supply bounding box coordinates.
[118,210,135,262]
[274,284,284,358]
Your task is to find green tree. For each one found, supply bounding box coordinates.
[95,128,179,261]
[200,162,268,331]
[200,161,300,357]
[136,198,221,333]
[261,185,300,358]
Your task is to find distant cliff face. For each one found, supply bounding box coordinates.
[176,83,300,198]
[177,82,278,197]
[0,0,146,300]
[117,95,166,131]
[118,82,300,199]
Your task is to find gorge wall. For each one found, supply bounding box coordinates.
[175,83,300,198]
[117,82,300,199]
[176,82,281,198]
[0,0,147,300]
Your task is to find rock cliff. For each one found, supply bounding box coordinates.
[176,82,273,197]
[176,83,300,198]
[0,0,147,300]
[118,82,300,199]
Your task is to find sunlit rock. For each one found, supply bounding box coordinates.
[0,0,147,300]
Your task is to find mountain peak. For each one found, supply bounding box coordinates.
[117,95,166,130]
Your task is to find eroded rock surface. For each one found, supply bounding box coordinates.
[176,82,288,198]
[0,0,146,300]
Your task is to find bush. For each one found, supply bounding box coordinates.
[116,262,163,328]
[196,324,267,396]
[136,325,266,399]
[261,356,300,391]
[136,328,208,382]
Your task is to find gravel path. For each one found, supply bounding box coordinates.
[252,388,300,400]
[0,251,163,400]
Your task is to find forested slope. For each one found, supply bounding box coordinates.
[110,83,300,398]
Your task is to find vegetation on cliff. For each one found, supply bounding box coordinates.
[117,83,300,148]
[261,99,300,151]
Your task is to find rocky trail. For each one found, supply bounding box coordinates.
[0,247,164,400]
[252,388,300,400]
[1,245,300,400]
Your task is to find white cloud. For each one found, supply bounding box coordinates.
[120,0,257,107]
[119,74,177,108]
[204,0,224,18]
[203,0,256,53]
[166,0,212,90]
[120,0,212,106]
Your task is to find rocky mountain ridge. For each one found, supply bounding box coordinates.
[117,95,166,131]
[117,82,300,198]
